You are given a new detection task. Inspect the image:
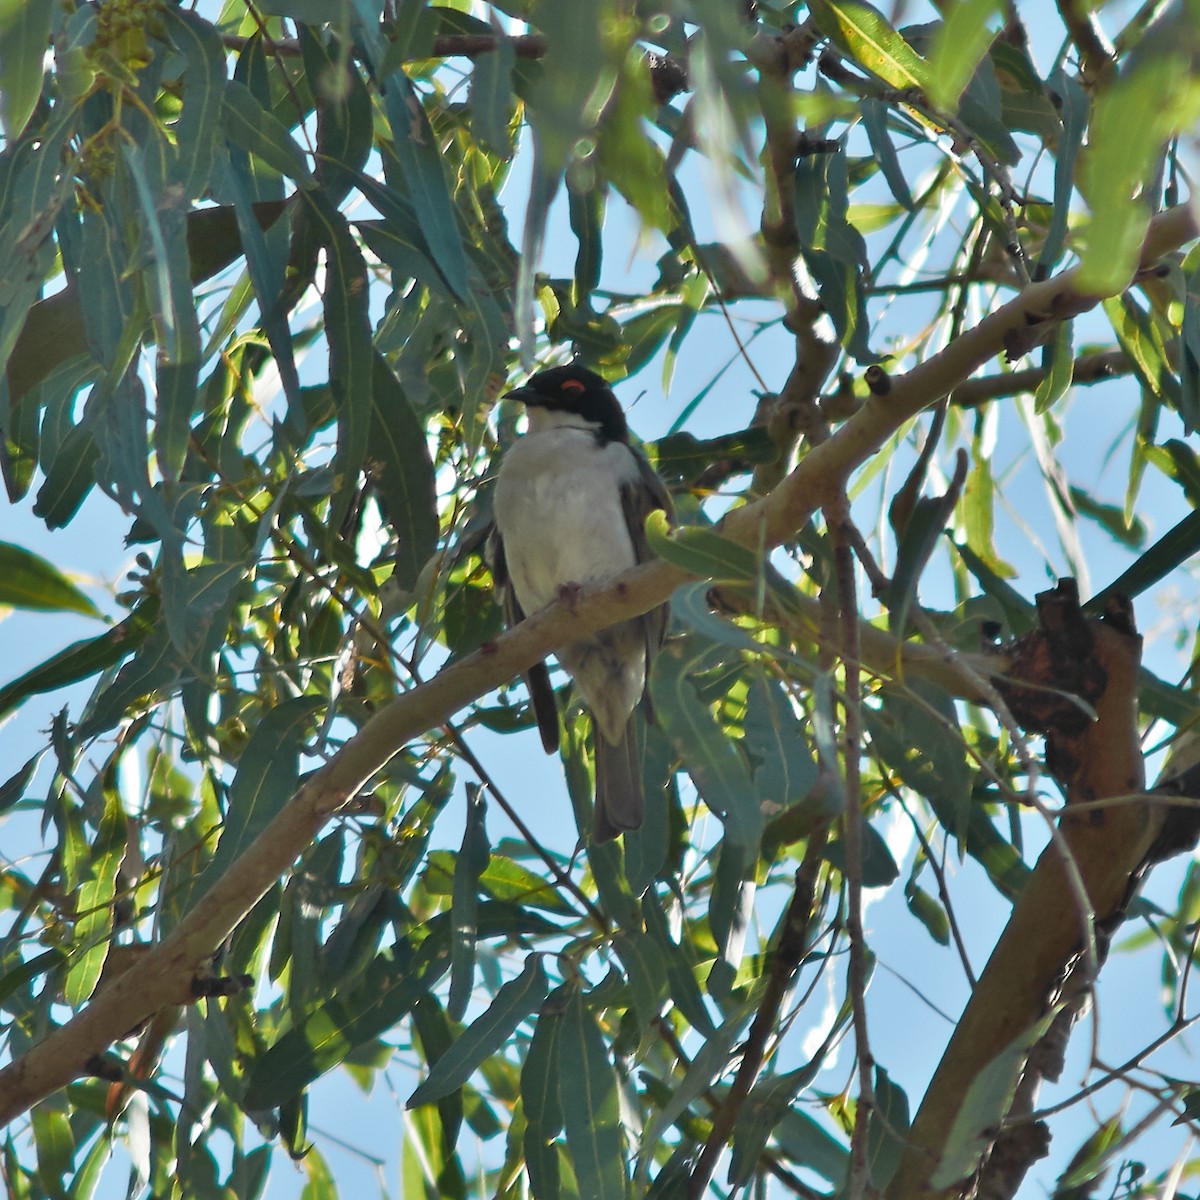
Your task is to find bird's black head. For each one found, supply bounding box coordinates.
[505,364,629,443]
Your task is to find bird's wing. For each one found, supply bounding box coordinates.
[619,450,673,692]
[485,523,560,754]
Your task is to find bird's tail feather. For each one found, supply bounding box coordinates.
[593,719,642,842]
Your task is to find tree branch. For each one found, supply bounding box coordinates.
[889,586,1155,1198]
[0,202,1194,1126]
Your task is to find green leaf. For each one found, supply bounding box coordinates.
[300,26,374,206]
[560,985,627,1200]
[867,681,971,851]
[644,511,762,583]
[122,139,201,480]
[642,889,716,1038]
[651,641,762,848]
[448,787,490,1022]
[1057,1117,1123,1190]
[161,8,224,201]
[0,0,57,140]
[221,147,302,410]
[368,355,438,592]
[597,66,672,233]
[743,667,818,810]
[613,928,670,1046]
[1103,293,1181,410]
[522,989,566,1199]
[203,696,323,886]
[905,878,951,945]
[408,954,547,1108]
[221,80,315,186]
[245,938,450,1109]
[772,1108,851,1187]
[867,1065,911,1190]
[0,599,157,723]
[522,0,619,174]
[0,541,100,617]
[0,948,65,1007]
[1076,27,1200,292]
[930,1013,1055,1188]
[31,1106,74,1197]
[887,489,956,636]
[1068,485,1146,549]
[63,785,125,1005]
[382,74,470,301]
[728,1061,824,1186]
[793,142,877,363]
[925,0,1003,111]
[634,1005,750,1184]
[670,582,764,653]
[470,31,515,156]
[992,42,1060,139]
[824,821,900,887]
[860,98,912,210]
[1038,69,1084,274]
[302,191,373,525]
[810,0,932,92]
[953,540,1036,634]
[1033,320,1074,414]
[1089,507,1200,612]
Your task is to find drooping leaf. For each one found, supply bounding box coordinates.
[63,785,125,1005]
[651,641,762,848]
[0,1,58,140]
[447,786,490,1022]
[925,0,1004,112]
[522,988,566,1200]
[368,354,439,592]
[409,954,547,1107]
[244,938,450,1110]
[203,696,324,886]
[930,1013,1055,1189]
[860,98,913,211]
[381,74,470,302]
[559,985,627,1200]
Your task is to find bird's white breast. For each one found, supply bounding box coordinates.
[494,424,642,616]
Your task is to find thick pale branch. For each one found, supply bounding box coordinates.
[890,590,1156,1198]
[0,202,1194,1125]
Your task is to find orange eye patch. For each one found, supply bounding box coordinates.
[560,378,586,393]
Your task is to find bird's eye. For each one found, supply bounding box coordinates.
[560,378,586,393]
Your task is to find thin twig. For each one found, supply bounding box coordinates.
[686,835,829,1198]
[827,494,875,1199]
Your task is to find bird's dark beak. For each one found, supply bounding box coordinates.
[503,384,544,407]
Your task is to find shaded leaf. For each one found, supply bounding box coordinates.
[244,938,450,1109]
[560,985,627,1200]
[1088,508,1200,613]
[409,954,547,1108]
[448,787,490,1022]
[382,74,470,301]
[203,696,323,886]
[651,641,762,848]
[0,1,57,140]
[0,599,157,723]
[522,989,566,1199]
[368,355,438,592]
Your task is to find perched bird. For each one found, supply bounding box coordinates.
[489,364,672,842]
